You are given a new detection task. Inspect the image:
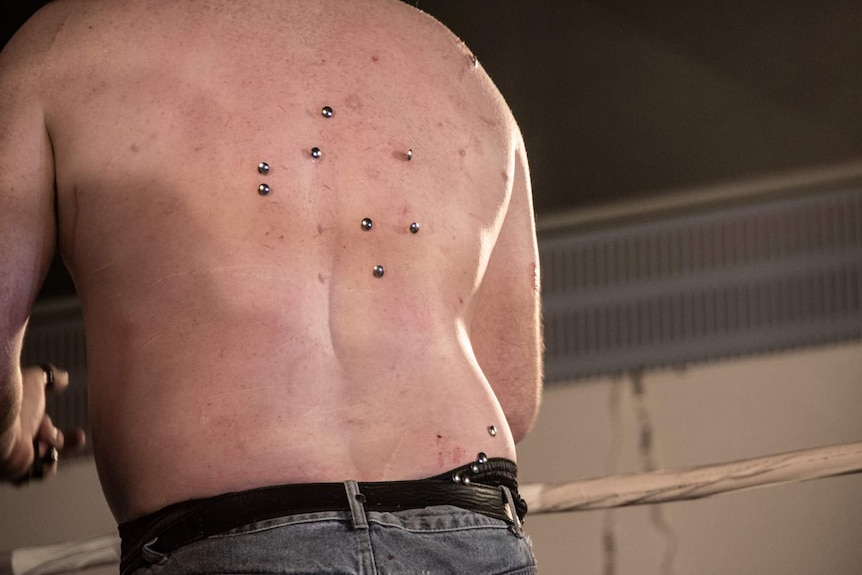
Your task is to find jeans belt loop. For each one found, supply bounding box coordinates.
[500,485,524,536]
[344,480,369,531]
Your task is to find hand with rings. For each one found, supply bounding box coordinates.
[1,364,87,485]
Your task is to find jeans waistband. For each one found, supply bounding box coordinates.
[119,458,527,574]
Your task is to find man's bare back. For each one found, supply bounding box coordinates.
[0,0,541,524]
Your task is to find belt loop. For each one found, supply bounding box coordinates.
[344,481,369,531]
[500,486,524,537]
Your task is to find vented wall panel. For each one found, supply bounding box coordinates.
[540,187,862,381]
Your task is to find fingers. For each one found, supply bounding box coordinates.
[38,363,70,392]
[31,367,85,453]
[64,427,87,452]
[38,414,64,451]
[25,423,86,484]
[28,438,58,481]
[21,365,70,400]
[14,364,76,484]
[17,365,68,440]
[33,414,60,479]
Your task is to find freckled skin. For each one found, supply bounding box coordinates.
[0,0,541,522]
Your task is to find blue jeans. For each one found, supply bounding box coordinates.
[132,489,537,574]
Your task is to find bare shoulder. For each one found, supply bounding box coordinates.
[391,1,521,134]
[0,1,70,86]
[379,0,526,203]
[0,2,79,145]
[0,0,114,102]
[26,2,513,108]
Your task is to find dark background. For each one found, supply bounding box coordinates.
[3,0,862,297]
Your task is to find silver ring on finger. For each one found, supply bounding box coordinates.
[39,364,55,389]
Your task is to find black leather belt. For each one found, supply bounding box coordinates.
[152,481,514,552]
[120,462,525,575]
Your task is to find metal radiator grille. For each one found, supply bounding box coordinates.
[540,187,862,381]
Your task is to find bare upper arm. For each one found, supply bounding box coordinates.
[469,130,543,443]
[0,16,58,364]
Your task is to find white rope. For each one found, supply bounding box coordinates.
[521,441,862,514]
[5,535,119,575]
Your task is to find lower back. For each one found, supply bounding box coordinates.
[82,283,515,522]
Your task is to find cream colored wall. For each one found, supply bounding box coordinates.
[2,342,861,575]
[518,340,862,575]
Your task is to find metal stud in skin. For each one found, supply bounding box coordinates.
[361,218,373,231]
[258,184,271,196]
[488,425,497,437]
[410,222,420,234]
[477,452,488,465]
[373,265,385,278]
[407,149,413,161]
[322,106,334,118]
[258,162,270,175]
[311,147,322,159]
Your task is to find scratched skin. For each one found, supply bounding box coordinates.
[1,0,541,522]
